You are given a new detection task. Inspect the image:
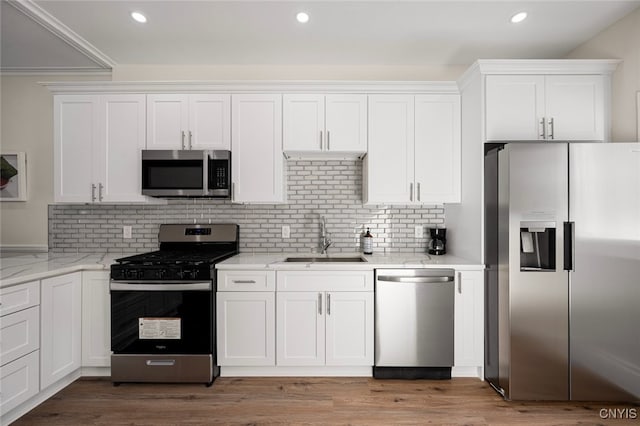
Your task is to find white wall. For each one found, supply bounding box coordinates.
[567,6,640,142]
[0,74,106,249]
[111,64,467,81]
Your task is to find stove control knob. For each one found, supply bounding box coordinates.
[127,270,138,279]
[157,269,166,280]
[190,270,199,280]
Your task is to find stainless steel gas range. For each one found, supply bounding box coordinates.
[109,223,239,386]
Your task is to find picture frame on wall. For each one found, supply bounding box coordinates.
[0,152,27,201]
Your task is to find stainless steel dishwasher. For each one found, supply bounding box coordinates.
[374,268,455,379]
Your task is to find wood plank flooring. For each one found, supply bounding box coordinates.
[12,377,638,425]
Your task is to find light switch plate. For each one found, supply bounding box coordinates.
[414,225,423,238]
[123,225,132,239]
[282,225,290,239]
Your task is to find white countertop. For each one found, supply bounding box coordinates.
[0,252,127,289]
[217,252,483,271]
[0,251,483,289]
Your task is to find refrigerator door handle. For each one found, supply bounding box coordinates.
[563,221,575,271]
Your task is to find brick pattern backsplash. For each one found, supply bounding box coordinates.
[48,160,444,253]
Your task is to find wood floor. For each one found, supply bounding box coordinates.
[13,377,637,425]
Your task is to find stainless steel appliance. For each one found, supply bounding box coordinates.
[374,268,455,379]
[141,150,231,198]
[110,223,239,385]
[428,228,447,255]
[484,142,640,401]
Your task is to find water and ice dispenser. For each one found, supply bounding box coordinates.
[520,221,556,271]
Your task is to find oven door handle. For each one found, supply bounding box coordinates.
[110,281,212,291]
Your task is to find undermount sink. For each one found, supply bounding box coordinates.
[284,256,368,263]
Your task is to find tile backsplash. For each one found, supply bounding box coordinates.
[48,160,444,253]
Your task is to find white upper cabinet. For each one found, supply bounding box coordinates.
[414,95,461,204]
[147,94,231,150]
[231,94,285,203]
[283,94,367,156]
[54,94,149,203]
[485,74,605,141]
[365,94,461,204]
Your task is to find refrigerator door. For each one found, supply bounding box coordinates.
[569,143,640,401]
[499,143,569,400]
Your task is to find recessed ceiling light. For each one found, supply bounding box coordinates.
[510,12,527,24]
[131,12,147,23]
[296,12,309,23]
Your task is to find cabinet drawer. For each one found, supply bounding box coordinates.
[277,271,373,292]
[1,306,39,366]
[0,350,39,414]
[0,281,40,317]
[218,270,276,292]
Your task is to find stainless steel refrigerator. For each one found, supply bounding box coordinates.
[484,142,640,401]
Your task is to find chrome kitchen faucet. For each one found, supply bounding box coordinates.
[320,216,332,254]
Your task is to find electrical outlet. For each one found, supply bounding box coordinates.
[123,225,132,239]
[282,225,290,239]
[414,225,423,238]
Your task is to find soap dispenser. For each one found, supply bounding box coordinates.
[363,228,373,255]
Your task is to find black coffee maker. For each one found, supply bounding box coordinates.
[428,228,447,255]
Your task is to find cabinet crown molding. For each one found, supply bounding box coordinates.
[42,80,460,95]
[457,59,621,91]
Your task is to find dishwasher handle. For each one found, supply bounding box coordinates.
[376,275,454,283]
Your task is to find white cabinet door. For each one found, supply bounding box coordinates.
[217,292,275,366]
[99,94,147,203]
[232,94,285,203]
[283,94,324,152]
[325,95,367,153]
[146,94,189,149]
[0,350,39,415]
[545,75,604,141]
[54,95,100,203]
[454,270,484,368]
[485,75,545,141]
[276,292,325,366]
[189,94,231,150]
[325,292,374,366]
[40,272,82,389]
[414,94,461,203]
[81,271,111,367]
[366,95,414,204]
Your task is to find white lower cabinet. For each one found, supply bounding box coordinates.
[81,271,111,367]
[454,269,484,372]
[40,272,82,389]
[217,292,275,366]
[0,281,41,415]
[217,270,276,366]
[276,270,374,367]
[0,351,40,414]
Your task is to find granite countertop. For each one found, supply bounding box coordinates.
[217,252,483,271]
[0,251,483,289]
[0,252,129,289]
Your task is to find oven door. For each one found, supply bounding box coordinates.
[110,281,213,355]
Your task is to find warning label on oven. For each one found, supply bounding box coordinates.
[139,318,181,339]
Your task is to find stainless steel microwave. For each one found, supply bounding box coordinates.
[141,150,231,198]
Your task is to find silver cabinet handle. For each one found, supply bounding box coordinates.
[232,280,256,284]
[409,183,413,202]
[181,130,186,149]
[327,293,331,315]
[188,130,193,149]
[417,182,421,202]
[91,183,97,202]
[539,118,546,140]
[318,293,322,315]
[457,272,462,294]
[98,182,104,202]
[548,117,554,140]
[320,131,323,150]
[146,359,176,366]
[327,130,330,151]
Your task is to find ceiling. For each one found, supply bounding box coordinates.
[2,0,639,73]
